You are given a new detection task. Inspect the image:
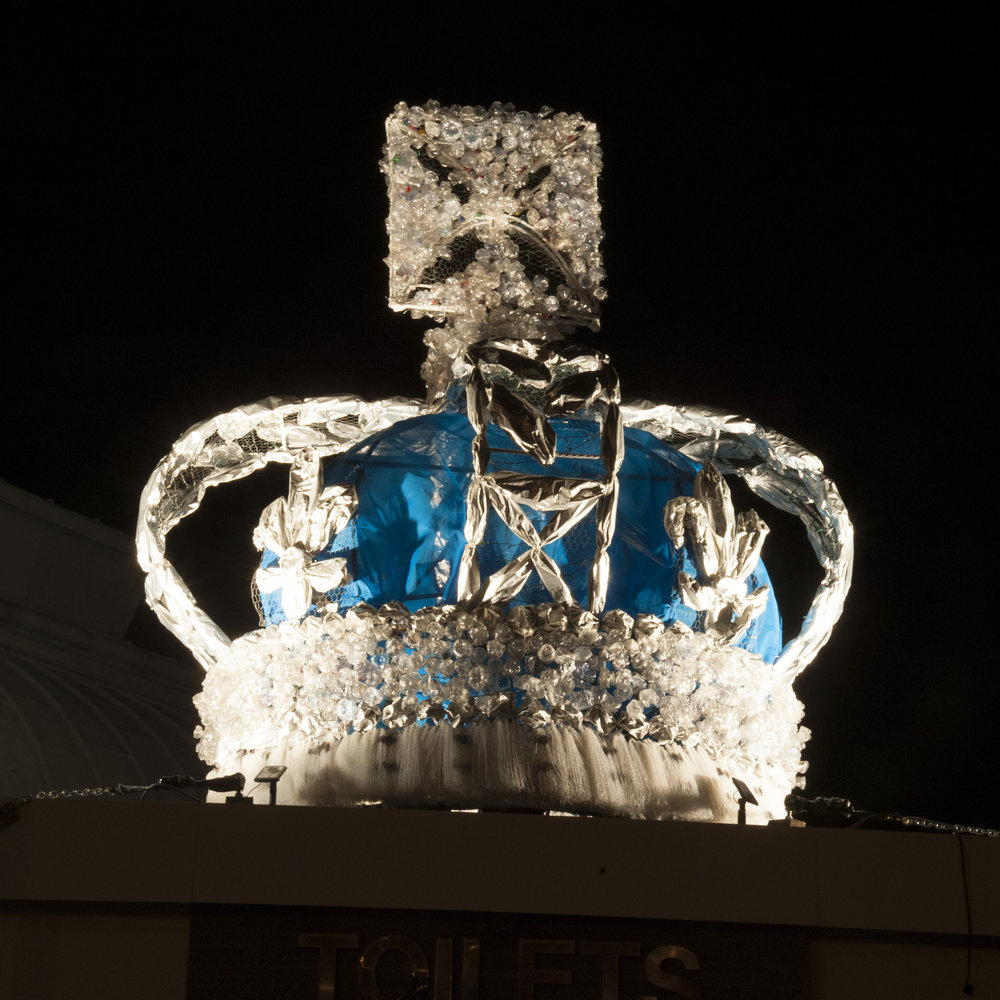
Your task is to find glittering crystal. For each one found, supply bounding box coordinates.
[193,599,807,807]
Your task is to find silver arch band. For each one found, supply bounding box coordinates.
[137,394,852,679]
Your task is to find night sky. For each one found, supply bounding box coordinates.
[8,20,994,829]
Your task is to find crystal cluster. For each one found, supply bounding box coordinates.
[194,602,807,797]
[382,101,605,400]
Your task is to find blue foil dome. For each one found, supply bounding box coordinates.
[259,407,782,663]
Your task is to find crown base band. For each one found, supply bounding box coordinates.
[207,720,787,823]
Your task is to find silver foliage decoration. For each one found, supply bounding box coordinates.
[253,449,357,621]
[664,462,770,645]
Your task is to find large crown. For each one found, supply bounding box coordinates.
[137,103,853,823]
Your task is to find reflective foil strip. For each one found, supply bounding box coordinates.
[459,340,623,613]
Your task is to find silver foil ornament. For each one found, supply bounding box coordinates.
[665,462,770,645]
[456,338,623,614]
[252,448,357,621]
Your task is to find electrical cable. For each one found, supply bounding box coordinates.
[785,792,999,837]
[0,773,247,830]
[957,834,975,996]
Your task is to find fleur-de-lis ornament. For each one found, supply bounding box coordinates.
[253,448,357,620]
[664,462,770,645]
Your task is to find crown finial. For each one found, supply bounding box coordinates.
[382,102,606,400]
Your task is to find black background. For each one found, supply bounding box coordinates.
[7,16,994,828]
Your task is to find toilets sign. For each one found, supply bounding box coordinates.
[185,908,806,999]
[298,933,702,1000]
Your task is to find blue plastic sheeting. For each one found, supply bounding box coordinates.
[259,408,782,662]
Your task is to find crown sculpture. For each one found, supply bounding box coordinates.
[137,102,852,822]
